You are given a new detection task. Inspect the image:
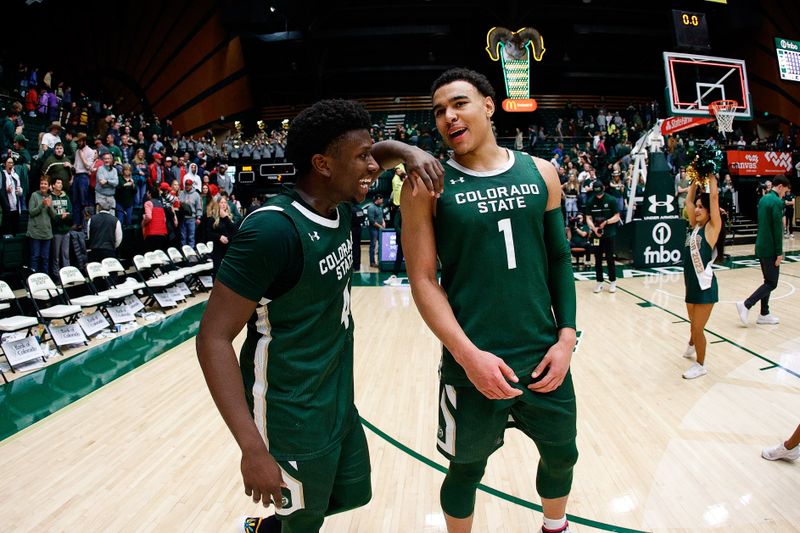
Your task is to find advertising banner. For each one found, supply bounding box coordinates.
[726,151,792,175]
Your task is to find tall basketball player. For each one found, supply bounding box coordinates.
[402,68,578,533]
[196,99,442,533]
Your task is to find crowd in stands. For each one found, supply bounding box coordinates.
[1,64,261,283]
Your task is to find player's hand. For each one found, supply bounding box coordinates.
[528,339,574,394]
[241,448,287,509]
[403,148,444,198]
[776,255,783,267]
[461,349,522,400]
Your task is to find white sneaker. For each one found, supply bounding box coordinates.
[683,344,696,358]
[593,282,604,293]
[761,443,800,461]
[735,301,750,326]
[756,314,780,325]
[608,281,617,293]
[682,362,707,379]
[383,275,398,286]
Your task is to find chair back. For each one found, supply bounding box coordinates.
[196,243,210,256]
[59,266,87,287]
[167,247,184,263]
[144,251,162,267]
[0,280,15,302]
[133,255,150,270]
[27,273,58,294]
[86,262,109,281]
[181,245,197,259]
[102,257,126,274]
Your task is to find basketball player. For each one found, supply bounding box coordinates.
[196,99,443,533]
[402,68,577,533]
[736,174,789,326]
[681,176,724,379]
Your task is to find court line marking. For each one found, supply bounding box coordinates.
[616,286,800,380]
[360,417,650,533]
[653,280,796,305]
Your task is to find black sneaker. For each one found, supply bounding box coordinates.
[244,515,281,532]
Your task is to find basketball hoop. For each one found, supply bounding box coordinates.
[708,100,738,134]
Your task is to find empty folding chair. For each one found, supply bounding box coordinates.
[182,244,214,290]
[26,273,84,353]
[59,267,110,314]
[196,242,212,261]
[101,257,146,293]
[0,280,44,382]
[132,254,178,309]
[86,262,135,304]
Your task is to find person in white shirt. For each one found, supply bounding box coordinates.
[1,156,22,235]
[40,121,63,154]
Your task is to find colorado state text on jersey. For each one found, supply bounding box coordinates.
[319,237,353,280]
[454,183,540,214]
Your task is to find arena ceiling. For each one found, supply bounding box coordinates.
[225,0,750,105]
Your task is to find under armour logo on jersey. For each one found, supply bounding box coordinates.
[308,231,320,241]
[648,194,675,214]
[449,177,465,185]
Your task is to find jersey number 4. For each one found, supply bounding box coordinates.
[341,285,351,329]
[498,218,517,270]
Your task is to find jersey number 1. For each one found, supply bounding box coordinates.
[498,218,517,270]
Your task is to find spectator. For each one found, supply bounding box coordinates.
[142,185,171,251]
[86,204,122,262]
[24,85,38,117]
[148,134,163,155]
[1,157,23,235]
[216,163,233,195]
[148,152,165,187]
[183,162,200,190]
[42,142,72,186]
[40,121,63,155]
[132,148,148,207]
[178,178,202,247]
[1,108,19,158]
[115,164,136,225]
[367,194,385,268]
[27,177,56,273]
[72,133,96,227]
[95,153,119,212]
[204,197,237,273]
[50,176,72,277]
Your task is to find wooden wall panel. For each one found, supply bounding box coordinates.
[153,39,246,119]
[147,17,229,103]
[171,77,253,135]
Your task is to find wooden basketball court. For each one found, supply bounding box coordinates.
[1,247,799,532]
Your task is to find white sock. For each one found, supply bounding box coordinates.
[543,515,567,531]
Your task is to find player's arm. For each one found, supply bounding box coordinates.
[400,180,521,400]
[530,157,577,394]
[772,197,784,264]
[197,285,284,509]
[370,140,444,196]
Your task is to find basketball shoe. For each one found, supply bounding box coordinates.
[761,443,800,462]
[244,516,281,532]
[682,362,707,379]
[682,344,696,358]
[756,313,780,325]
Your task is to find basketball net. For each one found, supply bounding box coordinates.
[708,100,737,134]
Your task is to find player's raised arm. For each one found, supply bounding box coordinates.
[401,179,522,400]
[371,141,444,196]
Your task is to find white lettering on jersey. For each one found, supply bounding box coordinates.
[319,236,353,280]
[454,183,540,214]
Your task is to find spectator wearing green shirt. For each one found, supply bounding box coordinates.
[737,174,789,326]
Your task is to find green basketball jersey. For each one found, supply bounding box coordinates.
[237,193,357,461]
[434,150,558,386]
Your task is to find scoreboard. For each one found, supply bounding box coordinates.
[775,38,800,82]
[671,10,711,51]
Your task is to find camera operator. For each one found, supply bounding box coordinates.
[585,181,620,293]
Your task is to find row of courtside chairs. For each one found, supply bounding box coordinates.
[0,242,215,383]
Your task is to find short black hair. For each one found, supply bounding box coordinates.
[430,68,495,100]
[286,99,371,175]
[772,174,790,188]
